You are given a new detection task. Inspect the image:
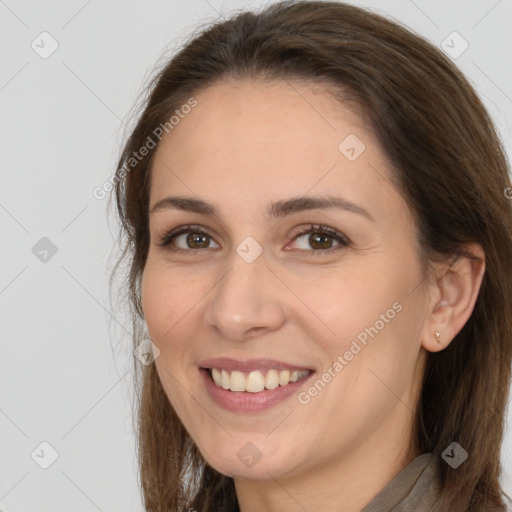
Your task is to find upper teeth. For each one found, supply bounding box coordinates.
[210,368,310,393]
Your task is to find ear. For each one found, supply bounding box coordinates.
[421,243,485,352]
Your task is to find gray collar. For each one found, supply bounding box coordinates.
[361,452,440,512]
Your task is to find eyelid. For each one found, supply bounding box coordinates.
[156,223,351,254]
[156,224,217,250]
[286,224,351,248]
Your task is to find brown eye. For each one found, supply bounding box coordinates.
[184,232,210,249]
[288,224,350,254]
[157,225,220,252]
[308,232,335,250]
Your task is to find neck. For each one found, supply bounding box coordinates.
[233,431,420,512]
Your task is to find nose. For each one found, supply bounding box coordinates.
[203,248,286,342]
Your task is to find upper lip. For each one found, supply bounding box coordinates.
[198,357,315,373]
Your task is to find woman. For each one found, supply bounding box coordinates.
[110,1,512,510]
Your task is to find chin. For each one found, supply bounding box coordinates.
[193,433,304,481]
[205,454,298,481]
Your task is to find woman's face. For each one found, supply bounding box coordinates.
[141,79,432,480]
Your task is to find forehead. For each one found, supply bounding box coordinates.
[157,78,367,151]
[149,79,395,212]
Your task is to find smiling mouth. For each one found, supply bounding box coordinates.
[204,367,312,393]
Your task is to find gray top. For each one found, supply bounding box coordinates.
[360,452,512,512]
[361,452,441,512]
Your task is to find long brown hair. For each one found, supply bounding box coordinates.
[110,1,512,510]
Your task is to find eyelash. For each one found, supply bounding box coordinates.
[156,223,351,256]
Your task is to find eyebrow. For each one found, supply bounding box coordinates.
[149,195,375,222]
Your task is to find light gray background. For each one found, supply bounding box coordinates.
[1,0,511,510]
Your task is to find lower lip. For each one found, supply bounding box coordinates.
[199,368,314,413]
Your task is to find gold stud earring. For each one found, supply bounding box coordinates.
[435,331,441,344]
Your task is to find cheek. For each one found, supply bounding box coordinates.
[141,261,200,342]
[290,266,397,341]
[291,257,422,378]
[141,267,198,408]
[140,265,170,339]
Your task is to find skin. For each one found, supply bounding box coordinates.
[140,78,485,512]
